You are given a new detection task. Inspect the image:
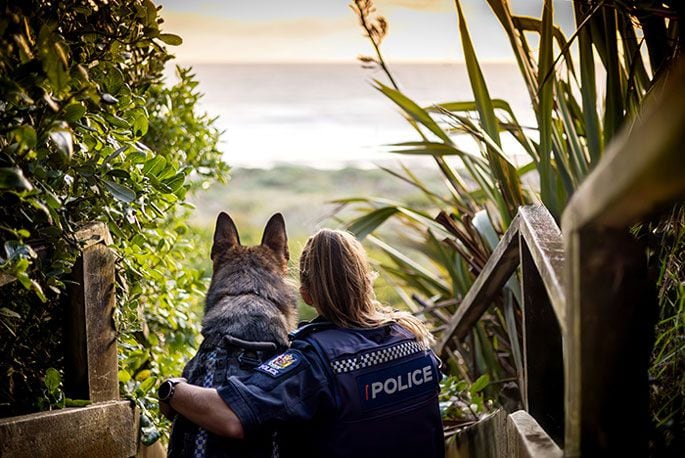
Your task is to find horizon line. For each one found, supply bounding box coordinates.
[168,58,518,65]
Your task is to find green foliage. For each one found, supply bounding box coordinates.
[643,205,685,454]
[346,1,683,448]
[0,0,227,440]
[439,374,492,427]
[38,367,65,410]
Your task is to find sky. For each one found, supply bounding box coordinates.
[157,0,576,63]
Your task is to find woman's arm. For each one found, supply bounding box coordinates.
[166,382,245,439]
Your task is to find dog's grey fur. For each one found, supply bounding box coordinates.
[168,212,298,458]
[202,212,298,346]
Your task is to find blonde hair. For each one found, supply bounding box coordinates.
[299,229,434,349]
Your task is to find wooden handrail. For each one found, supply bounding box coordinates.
[517,206,565,327]
[434,213,521,355]
[435,204,567,448]
[435,205,564,355]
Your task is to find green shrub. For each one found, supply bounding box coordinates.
[0,0,228,442]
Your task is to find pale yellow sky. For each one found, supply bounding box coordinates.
[158,0,575,63]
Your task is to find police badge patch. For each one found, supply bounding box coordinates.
[256,351,302,377]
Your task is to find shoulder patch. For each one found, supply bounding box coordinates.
[256,350,302,377]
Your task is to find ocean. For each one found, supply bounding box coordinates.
[169,62,533,169]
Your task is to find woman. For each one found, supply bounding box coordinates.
[160,229,445,458]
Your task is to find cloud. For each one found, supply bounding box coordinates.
[164,12,350,38]
[376,0,451,12]
[159,1,523,63]
[162,12,365,62]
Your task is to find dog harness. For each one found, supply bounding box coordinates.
[168,334,284,458]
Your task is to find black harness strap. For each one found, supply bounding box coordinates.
[223,334,278,353]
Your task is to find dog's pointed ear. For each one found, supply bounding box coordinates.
[212,212,240,260]
[261,213,289,261]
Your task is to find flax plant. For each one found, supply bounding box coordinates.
[344,0,683,439]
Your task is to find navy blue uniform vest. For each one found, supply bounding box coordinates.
[278,320,445,458]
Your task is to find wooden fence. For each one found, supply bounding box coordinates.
[439,57,685,457]
[0,223,138,457]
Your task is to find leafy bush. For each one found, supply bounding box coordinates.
[0,0,228,441]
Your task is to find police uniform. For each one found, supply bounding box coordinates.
[217,317,445,458]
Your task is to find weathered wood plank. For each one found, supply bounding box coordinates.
[506,410,563,458]
[444,410,508,458]
[435,214,521,355]
[0,401,138,458]
[64,223,119,402]
[520,240,564,447]
[72,222,113,249]
[517,205,565,331]
[562,57,685,231]
[444,410,562,458]
[563,228,654,456]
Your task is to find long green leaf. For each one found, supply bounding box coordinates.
[455,0,524,222]
[556,80,588,181]
[486,0,538,102]
[429,99,540,161]
[389,141,471,157]
[537,0,556,215]
[574,1,603,163]
[426,99,513,115]
[368,235,451,295]
[599,7,625,143]
[336,199,453,239]
[346,207,399,240]
[389,141,490,169]
[373,81,451,144]
[454,0,501,147]
[512,15,577,80]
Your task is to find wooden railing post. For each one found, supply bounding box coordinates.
[64,222,119,402]
[561,56,685,457]
[512,205,566,447]
[520,240,564,447]
[0,222,138,457]
[563,228,653,456]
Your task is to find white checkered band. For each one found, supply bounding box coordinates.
[193,350,218,458]
[193,430,209,458]
[330,341,422,374]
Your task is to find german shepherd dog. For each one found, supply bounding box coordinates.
[168,212,298,458]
